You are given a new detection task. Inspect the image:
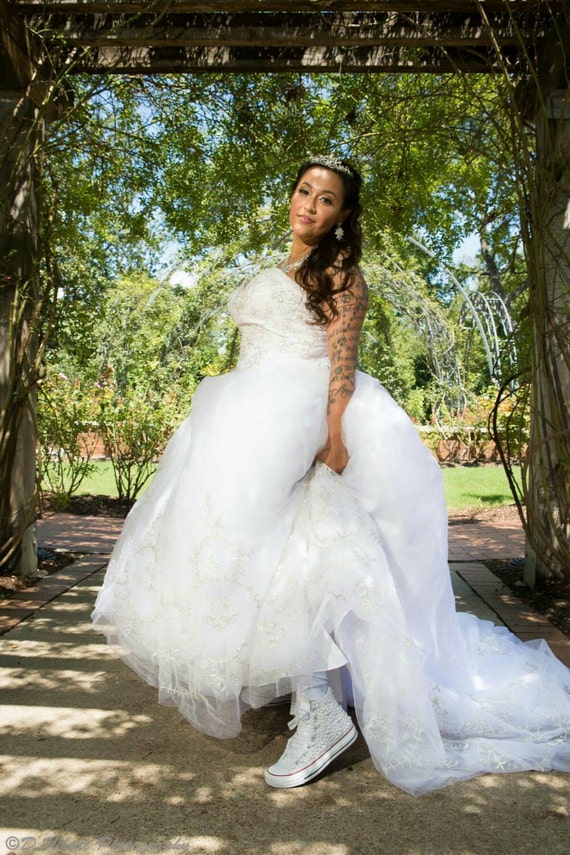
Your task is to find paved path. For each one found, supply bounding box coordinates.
[0,513,569,855]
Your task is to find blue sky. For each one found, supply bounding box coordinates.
[453,233,480,264]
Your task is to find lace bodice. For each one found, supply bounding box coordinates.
[227,267,329,371]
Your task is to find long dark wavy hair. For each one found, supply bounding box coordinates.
[292,158,363,324]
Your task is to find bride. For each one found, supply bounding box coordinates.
[92,155,570,797]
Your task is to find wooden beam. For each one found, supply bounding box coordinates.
[33,12,538,50]
[11,1,560,14]
[536,12,570,93]
[515,10,570,117]
[1,0,36,87]
[8,1,557,78]
[1,1,73,119]
[71,43,517,74]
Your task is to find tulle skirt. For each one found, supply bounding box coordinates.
[91,359,570,796]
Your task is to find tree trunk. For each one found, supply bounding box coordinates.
[0,90,41,577]
[523,90,570,585]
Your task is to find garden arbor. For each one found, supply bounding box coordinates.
[1,1,569,580]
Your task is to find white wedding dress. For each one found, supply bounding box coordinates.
[92,266,570,796]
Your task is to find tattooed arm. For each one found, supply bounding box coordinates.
[315,270,368,474]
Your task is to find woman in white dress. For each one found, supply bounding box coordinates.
[92,156,570,797]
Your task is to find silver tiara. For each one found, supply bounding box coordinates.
[309,155,354,177]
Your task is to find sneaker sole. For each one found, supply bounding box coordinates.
[264,722,358,788]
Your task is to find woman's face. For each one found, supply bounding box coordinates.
[289,167,348,246]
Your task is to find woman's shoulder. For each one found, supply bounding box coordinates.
[323,264,368,320]
[350,265,367,293]
[329,260,368,299]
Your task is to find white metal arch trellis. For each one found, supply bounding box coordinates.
[409,237,517,389]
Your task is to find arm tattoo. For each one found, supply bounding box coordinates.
[326,273,368,418]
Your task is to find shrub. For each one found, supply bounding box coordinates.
[421,387,529,464]
[96,375,183,502]
[37,369,98,508]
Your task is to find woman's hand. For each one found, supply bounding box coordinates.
[315,439,349,474]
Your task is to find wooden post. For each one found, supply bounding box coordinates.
[524,90,570,585]
[0,90,41,578]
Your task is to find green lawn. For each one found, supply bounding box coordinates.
[442,464,520,510]
[76,460,119,497]
[64,460,520,511]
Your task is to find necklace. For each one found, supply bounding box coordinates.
[280,252,310,274]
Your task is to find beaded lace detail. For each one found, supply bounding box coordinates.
[227,267,328,371]
[280,689,354,766]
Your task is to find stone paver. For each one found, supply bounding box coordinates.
[0,555,108,636]
[448,520,525,562]
[37,512,124,553]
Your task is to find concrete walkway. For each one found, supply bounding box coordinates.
[0,513,569,855]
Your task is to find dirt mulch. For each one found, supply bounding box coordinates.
[0,549,84,599]
[484,558,570,639]
[44,489,523,524]
[40,493,135,519]
[55,495,524,525]
[447,503,523,526]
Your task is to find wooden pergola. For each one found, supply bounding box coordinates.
[2,1,567,79]
[1,1,569,579]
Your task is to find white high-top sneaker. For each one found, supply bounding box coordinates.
[265,687,358,788]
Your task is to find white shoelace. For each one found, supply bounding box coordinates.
[285,698,314,760]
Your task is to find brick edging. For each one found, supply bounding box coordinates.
[452,561,570,667]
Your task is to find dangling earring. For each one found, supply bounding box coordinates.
[335,223,344,241]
